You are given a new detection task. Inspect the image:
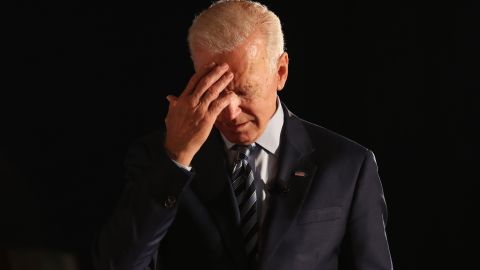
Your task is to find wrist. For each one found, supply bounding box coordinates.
[164,146,193,167]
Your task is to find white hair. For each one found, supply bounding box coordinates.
[188,0,285,70]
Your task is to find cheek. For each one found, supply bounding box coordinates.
[245,102,272,124]
[240,100,261,117]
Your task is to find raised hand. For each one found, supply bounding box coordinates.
[164,62,236,166]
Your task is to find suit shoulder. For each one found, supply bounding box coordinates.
[299,118,372,159]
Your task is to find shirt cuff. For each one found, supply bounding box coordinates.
[171,159,192,171]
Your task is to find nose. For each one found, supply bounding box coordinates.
[219,93,241,121]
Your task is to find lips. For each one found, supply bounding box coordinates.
[226,121,249,129]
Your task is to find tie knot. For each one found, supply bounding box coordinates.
[232,144,253,161]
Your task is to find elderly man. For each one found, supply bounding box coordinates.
[93,1,393,269]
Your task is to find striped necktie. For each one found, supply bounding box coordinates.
[231,144,258,261]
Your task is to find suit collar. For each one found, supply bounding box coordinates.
[275,102,316,185]
[259,102,318,269]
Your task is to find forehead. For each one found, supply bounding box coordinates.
[192,33,268,72]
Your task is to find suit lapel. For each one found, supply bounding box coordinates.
[191,129,247,269]
[259,105,317,268]
[188,104,318,269]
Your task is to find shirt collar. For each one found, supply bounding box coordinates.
[221,96,284,156]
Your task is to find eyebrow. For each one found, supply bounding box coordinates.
[227,81,259,96]
[239,84,260,97]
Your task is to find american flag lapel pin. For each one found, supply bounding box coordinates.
[294,171,307,177]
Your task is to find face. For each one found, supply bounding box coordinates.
[192,33,289,144]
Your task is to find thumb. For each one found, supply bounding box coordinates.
[166,95,178,104]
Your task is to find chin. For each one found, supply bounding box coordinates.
[222,130,257,145]
[216,121,263,144]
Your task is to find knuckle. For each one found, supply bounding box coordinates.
[197,79,210,90]
[194,104,206,115]
[222,72,232,81]
[209,83,225,96]
[208,100,218,110]
[213,82,225,93]
[197,104,206,114]
[187,98,197,108]
[202,90,213,100]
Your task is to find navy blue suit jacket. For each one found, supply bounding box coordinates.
[93,104,393,270]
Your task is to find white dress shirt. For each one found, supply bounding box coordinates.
[220,97,284,224]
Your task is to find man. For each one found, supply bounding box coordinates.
[93,1,393,269]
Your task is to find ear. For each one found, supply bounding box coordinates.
[276,52,289,91]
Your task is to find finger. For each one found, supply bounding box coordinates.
[190,63,230,105]
[181,62,217,97]
[198,71,234,109]
[208,91,236,117]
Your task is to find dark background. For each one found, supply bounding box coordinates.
[2,0,478,269]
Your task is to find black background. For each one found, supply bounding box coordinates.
[2,0,478,269]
